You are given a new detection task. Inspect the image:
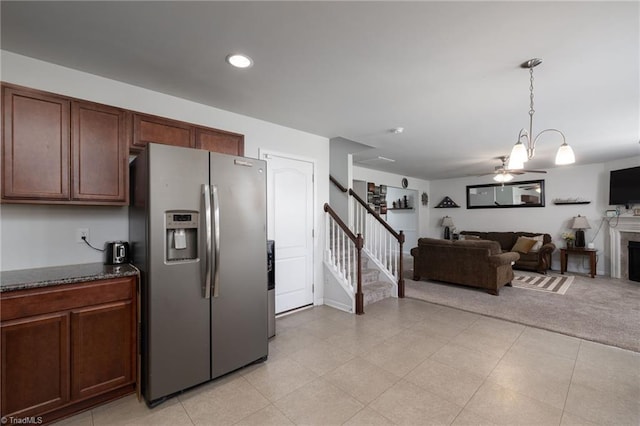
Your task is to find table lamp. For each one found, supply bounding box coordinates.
[441,216,454,240]
[570,215,591,248]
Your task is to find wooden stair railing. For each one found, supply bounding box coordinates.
[330,175,348,193]
[324,203,365,314]
[349,189,405,298]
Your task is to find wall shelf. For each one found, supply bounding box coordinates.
[388,207,414,211]
[553,201,591,205]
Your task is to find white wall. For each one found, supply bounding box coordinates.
[352,166,431,249]
[429,156,640,276]
[0,50,330,305]
[386,186,419,253]
[329,137,371,221]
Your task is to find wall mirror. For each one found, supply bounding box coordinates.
[466,179,545,209]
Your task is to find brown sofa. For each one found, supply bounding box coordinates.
[410,238,520,295]
[460,231,555,274]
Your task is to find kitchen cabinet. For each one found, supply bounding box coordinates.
[2,86,71,201]
[2,83,245,206]
[195,127,244,156]
[1,276,137,424]
[132,113,195,150]
[133,112,244,156]
[1,84,129,205]
[72,100,129,203]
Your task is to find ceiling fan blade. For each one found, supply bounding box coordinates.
[505,169,546,174]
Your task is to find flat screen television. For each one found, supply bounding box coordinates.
[609,166,640,208]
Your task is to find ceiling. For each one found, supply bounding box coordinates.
[2,1,639,180]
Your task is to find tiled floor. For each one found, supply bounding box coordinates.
[55,298,640,425]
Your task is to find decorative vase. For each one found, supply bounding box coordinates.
[566,240,574,248]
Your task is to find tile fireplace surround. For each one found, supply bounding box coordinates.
[609,214,640,279]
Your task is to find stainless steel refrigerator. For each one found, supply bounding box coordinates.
[129,143,268,406]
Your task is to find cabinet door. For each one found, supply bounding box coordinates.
[71,101,128,203]
[1,312,70,418]
[70,300,135,400]
[132,113,194,150]
[195,127,244,156]
[2,86,70,200]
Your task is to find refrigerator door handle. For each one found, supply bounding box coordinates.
[212,184,221,298]
[202,184,212,299]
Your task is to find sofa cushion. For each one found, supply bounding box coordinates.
[483,232,516,250]
[511,236,538,254]
[528,234,545,252]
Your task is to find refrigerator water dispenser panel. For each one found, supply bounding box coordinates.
[166,211,198,262]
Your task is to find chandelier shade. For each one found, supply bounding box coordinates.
[508,141,528,165]
[555,142,576,165]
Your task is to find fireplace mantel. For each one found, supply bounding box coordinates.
[609,215,640,278]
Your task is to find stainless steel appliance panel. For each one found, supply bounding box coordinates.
[209,154,268,378]
[267,240,275,338]
[147,144,211,400]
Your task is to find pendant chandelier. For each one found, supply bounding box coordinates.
[507,58,575,170]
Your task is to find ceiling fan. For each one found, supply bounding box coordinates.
[479,156,547,182]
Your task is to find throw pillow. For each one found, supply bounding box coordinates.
[529,234,545,252]
[511,236,537,254]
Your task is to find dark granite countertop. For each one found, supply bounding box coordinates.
[0,262,139,293]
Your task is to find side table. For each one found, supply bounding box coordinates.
[560,247,597,278]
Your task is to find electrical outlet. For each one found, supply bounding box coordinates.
[76,228,89,243]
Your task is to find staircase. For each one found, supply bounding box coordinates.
[323,194,404,314]
[322,231,395,313]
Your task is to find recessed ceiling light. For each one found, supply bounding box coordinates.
[226,53,253,69]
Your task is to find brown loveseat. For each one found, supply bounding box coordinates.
[460,231,555,274]
[410,238,520,295]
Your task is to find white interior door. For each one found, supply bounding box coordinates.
[263,152,314,313]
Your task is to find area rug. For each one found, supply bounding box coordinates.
[404,273,640,352]
[513,273,574,295]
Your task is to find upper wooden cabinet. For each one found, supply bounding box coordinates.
[196,127,244,156]
[2,84,128,205]
[2,86,71,201]
[132,113,195,150]
[2,83,245,205]
[72,101,129,203]
[132,112,244,156]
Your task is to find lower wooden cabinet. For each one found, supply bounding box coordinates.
[1,313,70,417]
[0,277,137,424]
[70,300,135,401]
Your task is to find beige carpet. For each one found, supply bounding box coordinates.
[405,272,640,352]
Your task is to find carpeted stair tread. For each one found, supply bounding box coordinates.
[362,268,380,283]
[363,280,394,306]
